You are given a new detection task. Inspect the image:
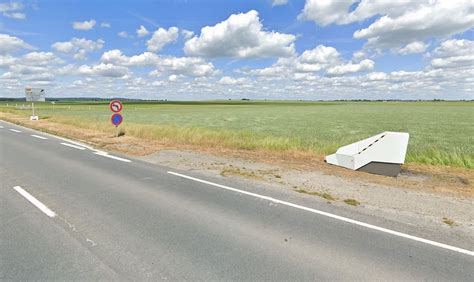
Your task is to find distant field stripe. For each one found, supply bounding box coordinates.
[13,186,57,218]
[94,152,131,162]
[9,129,21,133]
[31,134,48,140]
[168,171,474,257]
[61,142,86,150]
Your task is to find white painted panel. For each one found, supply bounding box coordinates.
[326,132,409,171]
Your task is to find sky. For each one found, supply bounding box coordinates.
[0,0,473,100]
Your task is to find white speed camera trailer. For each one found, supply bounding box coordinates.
[325,132,409,177]
[25,88,46,120]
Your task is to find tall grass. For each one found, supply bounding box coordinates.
[1,101,472,168]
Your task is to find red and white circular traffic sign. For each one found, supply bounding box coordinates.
[109,100,123,113]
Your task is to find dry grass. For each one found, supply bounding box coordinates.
[343,199,361,206]
[442,217,456,227]
[294,188,336,201]
[1,111,472,198]
[220,166,283,182]
[220,166,262,179]
[49,115,307,153]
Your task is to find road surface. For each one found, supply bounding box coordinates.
[1,120,473,280]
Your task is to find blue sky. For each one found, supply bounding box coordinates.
[1,0,473,100]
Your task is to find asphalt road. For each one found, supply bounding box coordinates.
[1,120,473,280]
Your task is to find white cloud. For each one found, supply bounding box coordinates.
[298,0,356,26]
[151,80,165,87]
[300,0,474,50]
[0,54,17,68]
[72,19,96,30]
[246,44,346,76]
[147,27,179,52]
[0,2,23,12]
[184,10,296,58]
[100,22,111,28]
[327,59,374,76]
[430,39,474,69]
[296,45,341,72]
[431,39,474,58]
[249,45,374,78]
[101,49,133,64]
[26,73,56,82]
[0,2,26,20]
[299,45,340,64]
[157,56,216,77]
[271,0,288,6]
[9,64,47,75]
[51,41,74,53]
[0,50,65,87]
[395,41,429,55]
[4,12,25,19]
[352,50,368,62]
[366,72,388,81]
[293,73,318,81]
[51,38,104,60]
[69,38,104,51]
[218,76,249,85]
[248,65,289,77]
[22,52,63,65]
[2,61,472,100]
[118,31,130,38]
[0,33,33,54]
[136,25,149,37]
[181,29,194,40]
[78,63,129,77]
[343,0,425,24]
[101,49,217,77]
[354,0,474,49]
[168,74,179,82]
[101,49,155,66]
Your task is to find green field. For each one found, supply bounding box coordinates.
[1,100,472,168]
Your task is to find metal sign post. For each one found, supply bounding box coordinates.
[25,88,46,120]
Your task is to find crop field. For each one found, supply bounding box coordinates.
[0,100,472,168]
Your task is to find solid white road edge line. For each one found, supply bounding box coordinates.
[1,120,111,155]
[167,171,474,257]
[61,142,86,150]
[13,186,57,218]
[9,129,21,133]
[94,151,131,162]
[31,134,48,140]
[1,120,94,149]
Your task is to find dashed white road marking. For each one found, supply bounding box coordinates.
[9,129,21,133]
[60,142,86,150]
[0,125,4,128]
[31,134,48,140]
[13,186,57,218]
[167,171,474,257]
[94,151,131,162]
